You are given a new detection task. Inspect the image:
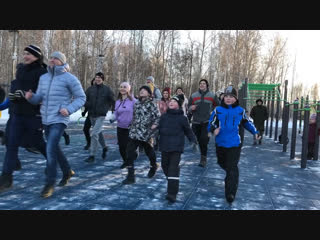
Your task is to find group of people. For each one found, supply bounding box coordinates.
[0,43,276,205]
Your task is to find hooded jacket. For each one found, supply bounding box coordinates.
[208,100,258,148]
[158,108,197,152]
[29,64,86,126]
[129,97,160,142]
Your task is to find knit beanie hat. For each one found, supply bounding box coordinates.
[146,76,155,83]
[95,72,105,80]
[50,51,67,64]
[199,79,209,88]
[171,94,184,108]
[139,85,152,96]
[24,44,42,59]
[256,99,263,104]
[120,82,131,93]
[224,85,238,99]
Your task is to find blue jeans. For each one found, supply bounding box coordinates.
[43,123,71,185]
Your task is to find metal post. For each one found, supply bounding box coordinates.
[290,100,299,159]
[314,101,320,161]
[282,80,289,152]
[274,85,281,142]
[298,97,304,134]
[96,54,105,73]
[301,104,310,168]
[265,90,270,136]
[269,89,275,139]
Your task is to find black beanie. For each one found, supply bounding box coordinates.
[139,85,152,96]
[199,79,209,88]
[171,94,184,108]
[256,99,263,104]
[24,44,42,59]
[95,72,105,81]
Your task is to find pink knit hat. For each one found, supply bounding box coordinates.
[120,82,131,93]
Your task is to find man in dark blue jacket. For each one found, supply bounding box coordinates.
[208,85,260,204]
[0,45,47,193]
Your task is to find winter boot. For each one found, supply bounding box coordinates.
[226,193,235,204]
[83,144,90,150]
[0,174,13,193]
[258,139,262,145]
[122,167,135,184]
[102,147,108,160]
[198,155,207,168]
[64,133,70,145]
[41,184,54,198]
[85,156,95,163]
[58,169,75,186]
[253,140,257,145]
[166,194,177,203]
[147,164,159,178]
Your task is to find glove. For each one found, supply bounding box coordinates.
[191,142,199,152]
[81,112,86,117]
[14,90,25,99]
[8,92,16,101]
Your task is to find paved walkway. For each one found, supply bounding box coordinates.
[0,122,320,210]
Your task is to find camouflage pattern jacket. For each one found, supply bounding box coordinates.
[129,97,160,142]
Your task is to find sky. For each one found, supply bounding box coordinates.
[263,30,320,88]
[187,30,320,89]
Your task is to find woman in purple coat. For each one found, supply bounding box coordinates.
[114,82,136,169]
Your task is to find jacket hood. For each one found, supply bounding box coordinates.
[47,63,69,76]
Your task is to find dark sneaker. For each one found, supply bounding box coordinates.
[226,194,235,204]
[166,194,176,203]
[85,156,95,163]
[41,184,54,198]
[102,147,108,160]
[58,169,75,186]
[147,164,158,178]
[0,174,13,193]
[198,155,207,168]
[122,177,135,185]
[83,145,90,150]
[64,134,70,145]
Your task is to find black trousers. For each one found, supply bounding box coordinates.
[307,142,315,159]
[161,151,181,195]
[126,138,157,169]
[83,117,91,146]
[192,123,209,156]
[117,127,129,162]
[216,145,241,197]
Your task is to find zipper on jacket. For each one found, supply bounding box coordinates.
[45,67,55,123]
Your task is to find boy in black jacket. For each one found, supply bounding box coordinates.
[158,94,198,203]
